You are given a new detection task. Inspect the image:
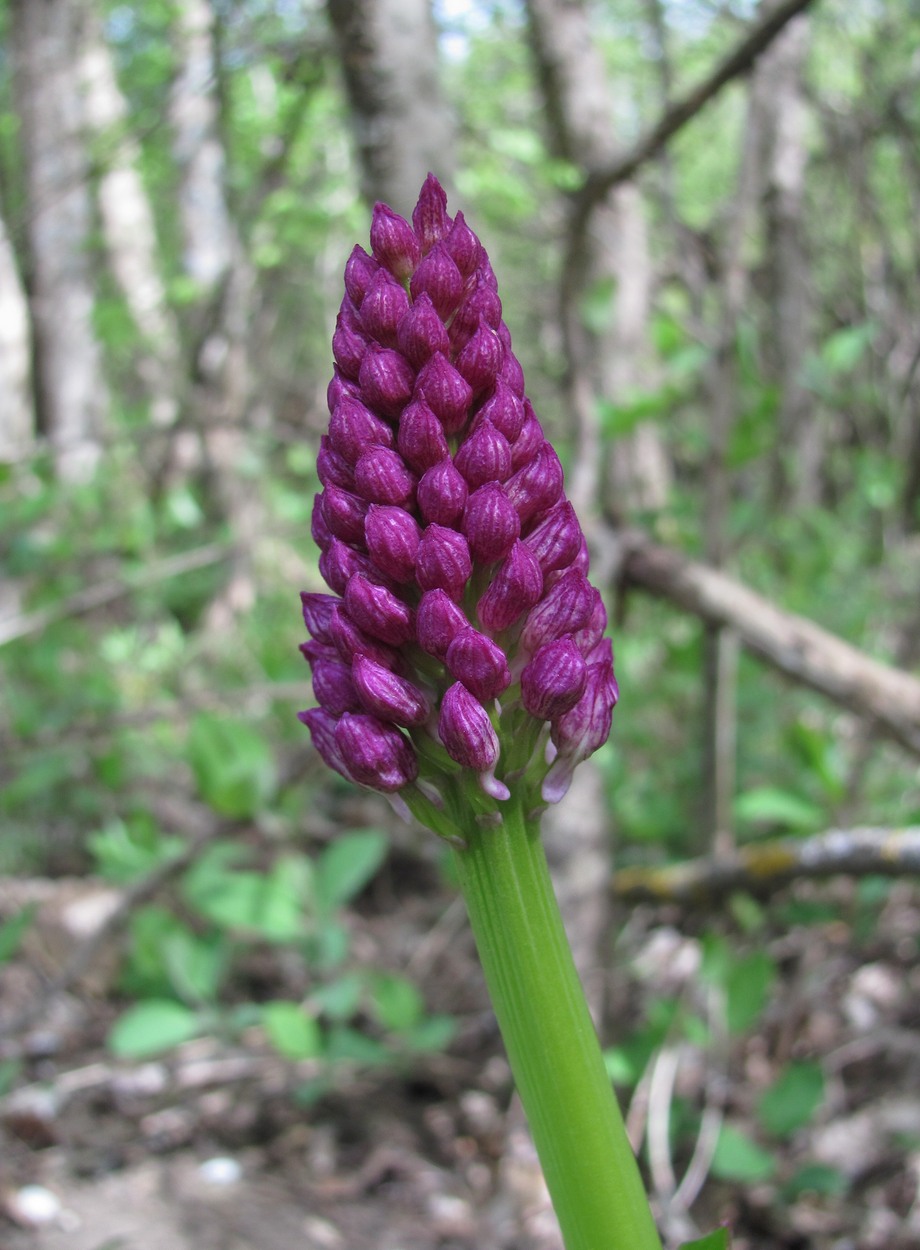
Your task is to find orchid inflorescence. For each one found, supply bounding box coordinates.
[300,175,618,835]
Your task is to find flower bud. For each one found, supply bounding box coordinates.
[300,591,339,644]
[327,366,359,414]
[416,459,468,527]
[329,395,394,465]
[475,378,525,443]
[299,707,355,782]
[319,538,379,597]
[455,317,503,393]
[360,269,411,347]
[444,211,482,277]
[322,485,369,543]
[500,349,525,397]
[416,524,472,601]
[520,568,595,653]
[312,655,362,716]
[412,173,452,253]
[448,275,502,350]
[352,653,430,727]
[454,419,512,489]
[543,644,618,803]
[364,504,421,582]
[446,626,511,701]
[370,202,421,280]
[358,344,415,417]
[523,500,583,574]
[344,573,414,646]
[509,408,545,470]
[334,712,419,792]
[328,604,399,669]
[299,638,338,665]
[396,292,450,369]
[317,436,356,492]
[343,244,379,308]
[571,588,607,655]
[354,447,416,507]
[477,540,543,633]
[462,482,520,564]
[416,588,468,660]
[397,399,449,472]
[410,243,463,320]
[311,493,332,550]
[332,301,368,379]
[506,441,564,528]
[520,638,587,721]
[414,352,473,435]
[438,682,500,772]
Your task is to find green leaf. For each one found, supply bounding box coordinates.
[188,712,276,818]
[369,973,423,1033]
[315,829,388,911]
[262,1001,322,1060]
[782,1162,847,1200]
[109,1000,201,1058]
[0,904,36,965]
[734,786,824,833]
[325,1024,390,1066]
[182,847,310,941]
[163,930,228,1004]
[678,1230,731,1250]
[757,1061,825,1136]
[310,972,364,1021]
[820,322,875,374]
[88,817,185,885]
[710,1124,776,1182]
[725,950,776,1035]
[579,276,616,335]
[399,1014,456,1053]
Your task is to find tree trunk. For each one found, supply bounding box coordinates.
[169,0,235,294]
[79,5,181,428]
[168,0,257,626]
[0,208,34,461]
[525,0,671,518]
[761,5,815,506]
[10,0,108,482]
[326,0,456,214]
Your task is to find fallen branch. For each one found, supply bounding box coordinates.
[0,543,232,647]
[613,826,920,905]
[618,532,920,758]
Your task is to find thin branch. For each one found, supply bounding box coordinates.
[0,543,232,647]
[572,0,817,217]
[561,0,818,319]
[618,530,920,758]
[613,827,920,906]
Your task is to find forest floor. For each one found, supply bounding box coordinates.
[2,840,920,1250]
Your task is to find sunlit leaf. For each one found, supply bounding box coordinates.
[109,1000,201,1058]
[757,1061,825,1136]
[711,1124,776,1182]
[315,829,388,911]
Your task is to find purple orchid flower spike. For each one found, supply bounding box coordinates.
[297,180,664,1250]
[298,175,618,827]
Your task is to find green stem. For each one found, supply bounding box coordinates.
[451,791,662,1250]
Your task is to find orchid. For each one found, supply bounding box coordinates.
[299,176,661,1250]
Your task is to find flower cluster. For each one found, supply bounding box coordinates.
[300,176,618,822]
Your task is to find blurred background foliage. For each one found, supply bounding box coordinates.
[0,0,919,1171]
